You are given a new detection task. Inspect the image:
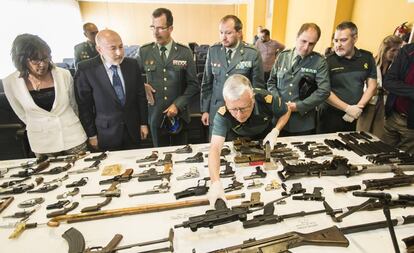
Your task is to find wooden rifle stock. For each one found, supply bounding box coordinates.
[209,226,349,253]
[48,193,245,227]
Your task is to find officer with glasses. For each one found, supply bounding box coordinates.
[206,74,290,206]
[138,7,199,147]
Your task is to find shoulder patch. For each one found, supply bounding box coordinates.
[242,43,255,49]
[264,95,273,104]
[218,106,226,115]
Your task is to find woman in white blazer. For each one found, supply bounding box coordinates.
[2,34,87,156]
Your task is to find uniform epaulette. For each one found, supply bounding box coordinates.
[211,42,222,48]
[218,106,227,115]
[242,43,256,49]
[279,48,292,55]
[175,42,190,49]
[140,42,155,48]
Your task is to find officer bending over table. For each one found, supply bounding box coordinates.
[207,74,291,205]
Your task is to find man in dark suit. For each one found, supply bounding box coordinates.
[74,23,99,67]
[139,8,199,147]
[75,29,148,151]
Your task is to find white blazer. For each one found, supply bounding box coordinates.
[2,67,87,154]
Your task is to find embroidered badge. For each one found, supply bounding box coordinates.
[173,60,187,66]
[264,95,273,104]
[236,61,252,69]
[363,63,368,69]
[300,67,317,74]
[218,106,226,115]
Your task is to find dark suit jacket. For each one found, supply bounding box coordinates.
[75,56,148,150]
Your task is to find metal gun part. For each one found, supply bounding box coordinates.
[292,187,325,201]
[129,178,171,197]
[57,187,80,199]
[174,178,209,200]
[66,177,88,188]
[17,197,45,208]
[62,227,86,253]
[47,200,71,210]
[164,144,192,154]
[84,151,108,162]
[136,151,159,163]
[224,177,244,193]
[247,179,264,189]
[47,202,79,218]
[68,160,101,174]
[176,167,200,180]
[243,166,267,180]
[175,152,204,164]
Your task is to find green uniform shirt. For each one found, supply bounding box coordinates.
[74,41,98,67]
[212,88,286,139]
[267,48,330,133]
[201,41,266,129]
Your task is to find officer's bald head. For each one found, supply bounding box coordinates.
[223,74,253,101]
[96,29,124,65]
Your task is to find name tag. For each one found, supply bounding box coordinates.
[173,60,187,66]
[236,61,252,69]
[300,67,317,74]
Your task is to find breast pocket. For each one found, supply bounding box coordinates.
[276,68,288,89]
[212,65,221,77]
[144,64,156,73]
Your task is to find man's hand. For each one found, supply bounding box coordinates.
[201,112,209,126]
[163,104,178,118]
[144,83,156,106]
[263,127,280,149]
[286,101,297,112]
[207,181,226,208]
[88,137,99,151]
[140,125,149,139]
[345,105,363,119]
[342,113,355,122]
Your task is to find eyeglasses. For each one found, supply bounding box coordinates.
[150,25,170,32]
[28,57,50,65]
[227,101,253,114]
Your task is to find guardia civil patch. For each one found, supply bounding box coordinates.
[218,106,226,115]
[173,60,187,66]
[264,95,273,104]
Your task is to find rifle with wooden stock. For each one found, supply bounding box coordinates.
[47,193,245,227]
[207,214,414,253]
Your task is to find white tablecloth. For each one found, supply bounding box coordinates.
[0,133,413,253]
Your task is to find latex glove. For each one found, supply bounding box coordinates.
[207,181,226,209]
[345,105,363,119]
[263,128,280,149]
[342,113,355,123]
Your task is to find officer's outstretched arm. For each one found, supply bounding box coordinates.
[264,106,291,148]
[207,134,226,206]
[208,135,225,182]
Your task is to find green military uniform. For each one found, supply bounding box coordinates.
[201,42,265,135]
[139,41,200,147]
[212,88,286,140]
[74,41,98,67]
[267,48,330,134]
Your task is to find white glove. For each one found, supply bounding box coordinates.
[342,113,355,123]
[345,105,363,119]
[207,181,226,209]
[263,128,280,149]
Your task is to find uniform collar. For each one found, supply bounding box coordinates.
[158,40,173,52]
[225,40,240,52]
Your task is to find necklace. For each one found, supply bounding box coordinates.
[28,75,43,91]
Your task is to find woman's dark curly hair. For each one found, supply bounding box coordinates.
[11,33,54,78]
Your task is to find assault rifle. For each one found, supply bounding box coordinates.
[62,227,174,253]
[207,214,414,253]
[278,156,358,181]
[174,198,248,232]
[334,174,414,193]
